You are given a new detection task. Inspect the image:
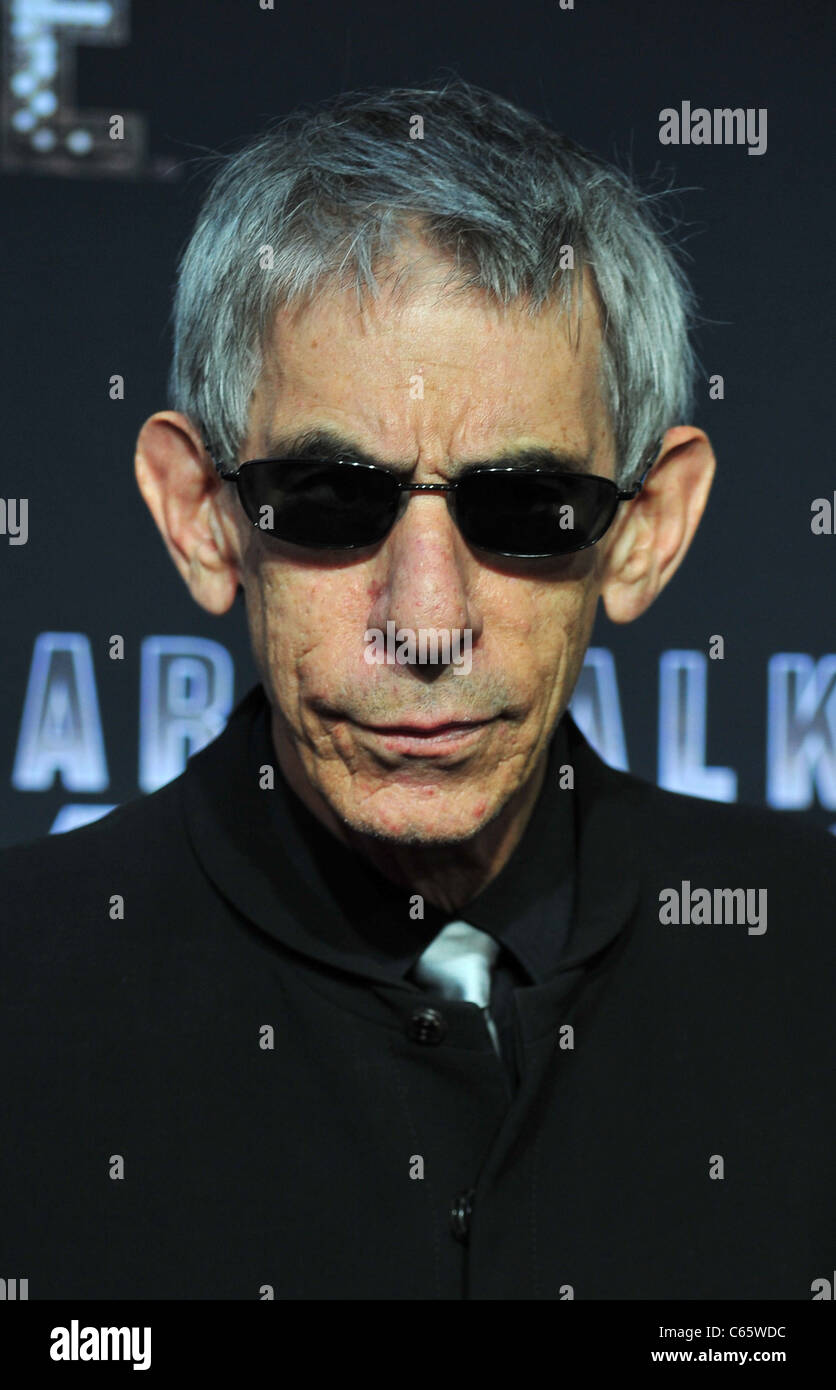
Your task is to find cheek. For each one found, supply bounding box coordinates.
[490,574,590,672]
[248,565,368,688]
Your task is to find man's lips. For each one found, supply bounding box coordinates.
[348,715,497,755]
[354,717,494,735]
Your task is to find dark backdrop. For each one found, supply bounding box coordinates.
[1,0,833,847]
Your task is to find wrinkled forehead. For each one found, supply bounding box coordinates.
[246,252,612,468]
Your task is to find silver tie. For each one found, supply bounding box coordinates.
[410,920,502,1056]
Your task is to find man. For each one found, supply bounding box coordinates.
[1,81,833,1301]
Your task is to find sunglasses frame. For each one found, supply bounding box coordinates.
[208,439,661,559]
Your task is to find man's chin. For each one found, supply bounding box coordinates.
[333,787,504,849]
[346,819,486,850]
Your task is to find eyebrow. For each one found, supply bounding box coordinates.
[256,427,591,475]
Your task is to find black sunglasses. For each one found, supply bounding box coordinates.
[209,441,660,560]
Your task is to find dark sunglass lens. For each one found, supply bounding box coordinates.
[238,462,399,548]
[455,471,618,556]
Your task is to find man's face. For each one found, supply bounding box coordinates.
[231,258,616,846]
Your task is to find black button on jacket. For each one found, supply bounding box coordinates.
[1,684,834,1299]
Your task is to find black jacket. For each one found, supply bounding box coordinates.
[1,685,834,1299]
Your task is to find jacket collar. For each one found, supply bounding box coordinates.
[561,712,644,969]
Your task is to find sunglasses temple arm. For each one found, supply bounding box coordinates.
[616,437,664,500]
[201,438,237,478]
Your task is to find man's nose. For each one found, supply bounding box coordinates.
[367,491,482,663]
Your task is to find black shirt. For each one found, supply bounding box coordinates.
[251,696,576,1090]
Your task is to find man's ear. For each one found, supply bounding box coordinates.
[134,412,242,614]
[600,425,715,624]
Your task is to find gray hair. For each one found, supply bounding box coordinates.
[167,79,697,486]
